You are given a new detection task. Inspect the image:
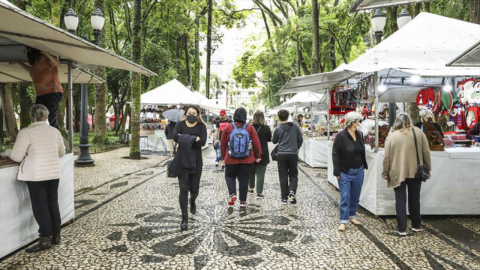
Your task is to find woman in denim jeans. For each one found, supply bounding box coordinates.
[332,112,368,231]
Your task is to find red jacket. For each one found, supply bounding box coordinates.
[221,122,262,164]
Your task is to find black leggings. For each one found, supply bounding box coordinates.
[36,92,63,130]
[178,166,202,216]
[27,179,61,237]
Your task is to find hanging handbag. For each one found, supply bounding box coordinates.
[412,128,430,182]
[271,126,285,161]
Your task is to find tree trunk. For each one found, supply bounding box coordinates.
[193,17,200,91]
[205,0,213,97]
[185,34,191,87]
[471,0,480,24]
[0,104,4,142]
[129,0,142,159]
[18,83,32,129]
[329,37,337,71]
[296,29,301,76]
[93,0,108,144]
[73,84,81,132]
[0,84,18,142]
[311,0,320,73]
[406,102,420,123]
[387,6,399,36]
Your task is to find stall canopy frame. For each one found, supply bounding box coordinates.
[447,40,480,67]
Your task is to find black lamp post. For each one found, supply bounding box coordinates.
[65,8,104,166]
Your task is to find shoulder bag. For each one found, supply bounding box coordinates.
[412,128,430,182]
[271,126,285,161]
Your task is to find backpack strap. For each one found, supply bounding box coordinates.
[231,123,237,130]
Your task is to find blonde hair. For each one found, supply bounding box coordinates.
[393,113,413,131]
[420,110,435,123]
[252,111,266,126]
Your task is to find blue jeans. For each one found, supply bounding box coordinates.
[338,166,364,223]
[215,141,222,162]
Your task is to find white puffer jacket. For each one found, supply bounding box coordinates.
[10,121,66,181]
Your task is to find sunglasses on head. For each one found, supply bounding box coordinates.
[357,120,363,123]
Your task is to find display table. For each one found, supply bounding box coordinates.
[327,142,480,215]
[0,153,75,258]
[140,129,169,153]
[299,137,329,168]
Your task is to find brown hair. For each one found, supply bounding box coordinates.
[252,111,266,126]
[277,109,289,121]
[182,105,204,123]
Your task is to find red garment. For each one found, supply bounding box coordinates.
[455,110,466,131]
[221,122,262,165]
[29,55,64,96]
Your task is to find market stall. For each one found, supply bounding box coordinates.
[0,0,155,258]
[280,12,480,215]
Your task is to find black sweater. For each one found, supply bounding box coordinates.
[332,128,368,176]
[252,124,272,165]
[173,121,207,166]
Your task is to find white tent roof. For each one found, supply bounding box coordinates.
[278,91,325,109]
[141,79,225,111]
[350,0,431,11]
[448,40,480,67]
[279,13,480,94]
[0,62,103,83]
[0,0,156,76]
[141,79,199,105]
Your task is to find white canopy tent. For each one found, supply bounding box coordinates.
[350,0,432,11]
[279,13,480,95]
[0,0,156,76]
[448,40,480,67]
[278,91,325,109]
[141,79,225,111]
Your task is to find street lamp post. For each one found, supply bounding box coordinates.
[371,9,386,45]
[396,7,412,29]
[65,8,105,166]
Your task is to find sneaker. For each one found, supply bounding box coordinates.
[338,224,346,231]
[256,193,264,199]
[228,194,237,206]
[248,189,255,194]
[221,165,225,171]
[412,227,424,232]
[349,218,362,225]
[288,192,297,204]
[395,230,408,236]
[215,161,219,166]
[240,201,246,208]
[281,199,288,205]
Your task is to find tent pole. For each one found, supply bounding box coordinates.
[67,60,73,153]
[327,89,330,141]
[310,101,314,139]
[374,72,379,153]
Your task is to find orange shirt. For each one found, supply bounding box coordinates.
[29,55,64,96]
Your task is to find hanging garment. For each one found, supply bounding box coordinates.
[466,107,479,129]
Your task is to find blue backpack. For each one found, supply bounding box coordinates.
[228,123,252,158]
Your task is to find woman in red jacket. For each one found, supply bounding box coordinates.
[221,108,262,208]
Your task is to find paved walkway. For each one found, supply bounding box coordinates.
[1,147,479,270]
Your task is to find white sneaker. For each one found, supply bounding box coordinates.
[412,227,424,232]
[395,230,407,236]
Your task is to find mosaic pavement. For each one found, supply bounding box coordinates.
[1,147,479,270]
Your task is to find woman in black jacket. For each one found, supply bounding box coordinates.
[332,112,368,232]
[173,106,207,230]
[249,111,272,199]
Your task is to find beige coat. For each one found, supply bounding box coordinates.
[10,121,66,181]
[382,127,431,188]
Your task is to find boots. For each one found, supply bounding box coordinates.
[180,215,188,231]
[52,232,61,245]
[190,199,196,215]
[26,237,52,253]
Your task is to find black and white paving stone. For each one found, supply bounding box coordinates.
[1,147,479,270]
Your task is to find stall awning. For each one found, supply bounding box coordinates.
[279,13,480,95]
[447,40,480,67]
[0,62,103,83]
[278,91,325,109]
[350,0,432,12]
[0,0,156,76]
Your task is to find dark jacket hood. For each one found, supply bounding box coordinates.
[234,108,247,123]
[280,122,294,131]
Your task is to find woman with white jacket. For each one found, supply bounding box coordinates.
[10,104,66,252]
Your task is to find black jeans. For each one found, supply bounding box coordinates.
[27,179,61,237]
[225,163,253,202]
[178,166,202,216]
[394,178,422,232]
[36,92,63,130]
[277,154,299,200]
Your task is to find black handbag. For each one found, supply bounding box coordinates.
[412,128,430,182]
[271,126,285,161]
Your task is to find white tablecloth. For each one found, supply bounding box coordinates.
[0,154,75,258]
[299,137,329,168]
[327,143,480,215]
[140,130,169,153]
